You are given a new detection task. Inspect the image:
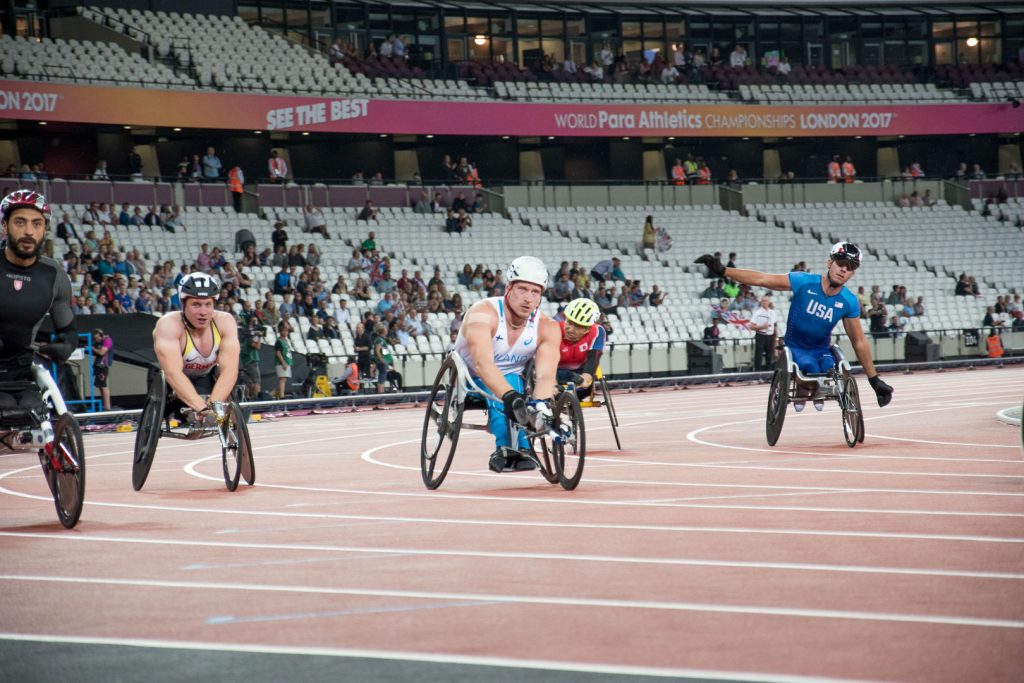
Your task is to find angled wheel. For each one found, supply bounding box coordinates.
[51,413,86,529]
[235,401,256,486]
[132,368,166,491]
[765,363,789,446]
[840,372,865,448]
[222,402,253,491]
[599,376,622,450]
[535,392,586,491]
[420,356,463,489]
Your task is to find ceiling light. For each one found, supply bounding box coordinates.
[173,127,182,132]
[966,37,979,47]
[474,35,487,46]
[302,131,310,136]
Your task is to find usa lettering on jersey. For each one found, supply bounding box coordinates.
[805,300,835,323]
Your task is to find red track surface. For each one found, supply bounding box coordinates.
[2,366,1022,681]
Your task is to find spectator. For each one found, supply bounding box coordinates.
[842,156,856,183]
[1012,310,1024,332]
[451,191,469,212]
[239,318,263,399]
[412,189,431,214]
[827,155,842,183]
[202,146,222,182]
[445,209,462,233]
[590,257,624,284]
[302,205,330,239]
[351,170,365,184]
[268,150,288,183]
[776,55,791,80]
[983,305,1006,329]
[128,147,143,180]
[642,215,656,249]
[92,160,109,180]
[549,272,576,303]
[910,161,925,178]
[273,321,294,398]
[702,278,726,299]
[970,163,986,180]
[986,328,1005,358]
[922,189,936,207]
[703,318,721,346]
[372,323,393,393]
[868,301,888,339]
[56,212,82,244]
[91,328,113,410]
[228,164,245,213]
[909,190,923,207]
[912,296,925,317]
[729,43,747,68]
[660,63,679,84]
[361,231,378,252]
[357,200,378,222]
[649,284,667,307]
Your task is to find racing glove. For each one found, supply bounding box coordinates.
[693,254,726,277]
[867,375,894,408]
[502,390,529,426]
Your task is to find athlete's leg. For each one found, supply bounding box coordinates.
[480,373,529,450]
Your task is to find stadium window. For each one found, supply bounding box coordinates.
[565,17,585,37]
[448,36,468,62]
[643,20,665,40]
[1006,19,1024,68]
[492,36,514,64]
[622,22,641,40]
[933,41,954,65]
[466,16,488,37]
[517,16,539,37]
[444,14,465,34]
[239,4,259,26]
[334,4,365,31]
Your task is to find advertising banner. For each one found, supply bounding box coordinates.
[1,79,1022,138]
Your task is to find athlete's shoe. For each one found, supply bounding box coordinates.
[488,447,537,472]
[793,402,806,413]
[813,400,824,412]
[488,448,511,473]
[511,448,537,471]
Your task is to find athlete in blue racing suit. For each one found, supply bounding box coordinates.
[695,242,893,411]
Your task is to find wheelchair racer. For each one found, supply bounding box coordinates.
[152,272,241,421]
[453,255,561,473]
[695,242,893,412]
[557,297,606,400]
[0,190,77,424]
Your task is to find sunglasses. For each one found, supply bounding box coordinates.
[833,256,860,271]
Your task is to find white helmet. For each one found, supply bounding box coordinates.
[506,256,548,288]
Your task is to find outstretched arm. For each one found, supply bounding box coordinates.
[694,254,790,291]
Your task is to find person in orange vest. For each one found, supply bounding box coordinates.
[333,355,361,394]
[986,329,1004,358]
[696,160,711,184]
[842,156,856,183]
[671,158,686,185]
[466,162,482,188]
[827,155,842,183]
[228,164,244,213]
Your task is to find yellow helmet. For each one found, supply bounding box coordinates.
[564,298,599,327]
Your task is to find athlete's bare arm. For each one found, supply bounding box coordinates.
[843,316,879,378]
[461,300,515,399]
[530,317,560,401]
[152,314,208,412]
[724,268,791,291]
[208,311,239,403]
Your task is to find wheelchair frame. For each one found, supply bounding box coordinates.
[132,367,255,491]
[420,352,585,491]
[0,362,86,528]
[766,345,865,448]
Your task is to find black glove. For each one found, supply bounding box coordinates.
[502,390,529,426]
[37,341,74,363]
[693,254,726,277]
[867,375,893,408]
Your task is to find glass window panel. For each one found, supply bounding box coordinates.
[862,22,882,39]
[570,41,586,65]
[466,16,488,35]
[908,18,927,39]
[980,20,1000,37]
[863,42,882,65]
[566,18,585,37]
[733,21,754,42]
[517,17,539,37]
[908,40,928,66]
[262,7,284,30]
[542,19,563,37]
[444,14,465,33]
[805,20,823,42]
[239,4,259,25]
[590,15,618,35]
[310,9,330,29]
[934,41,954,64]
[884,41,908,65]
[448,37,467,62]
[543,38,565,62]
[933,21,954,40]
[518,36,540,65]
[885,21,907,40]
[781,42,803,65]
[780,21,801,42]
[369,11,390,31]
[622,39,643,61]
[417,13,438,34]
[622,22,641,39]
[335,5,364,30]
[469,35,490,62]
[644,21,664,39]
[980,37,1002,64]
[492,36,514,63]
[957,37,978,63]
[491,17,511,35]
[955,20,977,36]
[760,22,780,41]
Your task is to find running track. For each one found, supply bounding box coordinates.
[2,366,1022,682]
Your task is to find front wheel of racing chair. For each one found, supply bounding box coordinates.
[50,412,86,529]
[530,391,586,491]
[765,354,790,446]
[132,367,166,491]
[838,368,866,447]
[220,401,255,491]
[420,355,464,489]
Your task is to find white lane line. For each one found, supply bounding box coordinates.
[1,537,1021,581]
[2,576,1022,629]
[0,633,881,683]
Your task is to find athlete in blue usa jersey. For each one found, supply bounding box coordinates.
[695,242,893,410]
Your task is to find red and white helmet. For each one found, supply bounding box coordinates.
[0,190,51,224]
[506,255,548,288]
[829,241,862,265]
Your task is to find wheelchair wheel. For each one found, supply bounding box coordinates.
[51,413,86,529]
[132,368,166,491]
[765,363,789,446]
[538,392,585,491]
[222,402,253,491]
[420,357,463,490]
[840,372,865,448]
[599,376,622,450]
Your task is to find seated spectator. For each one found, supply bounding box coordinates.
[868,301,888,339]
[430,192,446,214]
[912,296,925,316]
[470,193,488,214]
[1012,310,1024,332]
[412,190,431,214]
[303,205,330,239]
[701,279,726,299]
[897,194,911,208]
[922,189,936,207]
[444,209,462,233]
[451,191,469,212]
[703,318,721,346]
[549,273,576,303]
[92,160,109,180]
[910,161,925,178]
[909,191,923,207]
[357,200,378,222]
[361,231,377,251]
[590,257,625,284]
[627,281,647,307]
[351,170,365,184]
[954,273,971,296]
[649,284,666,307]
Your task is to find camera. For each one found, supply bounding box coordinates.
[306,353,328,367]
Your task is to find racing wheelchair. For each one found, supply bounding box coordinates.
[420,353,585,491]
[0,357,85,528]
[132,366,255,491]
[766,344,865,448]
